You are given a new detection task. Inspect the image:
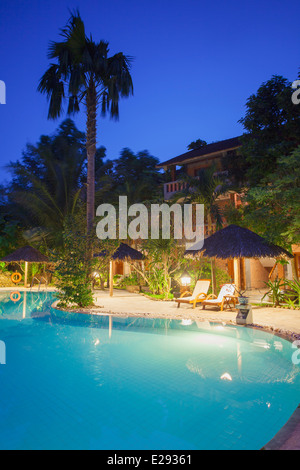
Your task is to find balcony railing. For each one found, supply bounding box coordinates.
[164,180,188,199]
[164,178,234,202]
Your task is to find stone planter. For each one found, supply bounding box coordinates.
[238,296,249,305]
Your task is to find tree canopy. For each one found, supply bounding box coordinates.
[225,74,300,248]
[187,138,207,150]
[239,74,300,186]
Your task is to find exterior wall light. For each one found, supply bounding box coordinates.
[180,270,191,286]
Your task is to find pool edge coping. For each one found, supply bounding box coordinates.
[261,405,300,451]
[51,300,300,344]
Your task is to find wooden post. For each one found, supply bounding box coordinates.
[233,257,241,290]
[24,261,28,288]
[211,257,217,295]
[292,255,299,280]
[109,260,113,297]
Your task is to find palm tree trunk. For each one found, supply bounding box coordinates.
[86,78,97,235]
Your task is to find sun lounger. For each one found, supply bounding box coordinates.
[175,279,211,309]
[201,283,237,311]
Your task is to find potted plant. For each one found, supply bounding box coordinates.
[235,288,249,305]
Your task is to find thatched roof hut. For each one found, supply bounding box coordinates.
[95,242,144,261]
[185,225,292,291]
[112,243,144,261]
[95,243,144,296]
[186,225,292,259]
[1,245,50,263]
[1,246,50,288]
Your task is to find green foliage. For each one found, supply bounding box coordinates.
[262,279,286,306]
[118,273,140,287]
[53,224,95,308]
[92,239,120,288]
[187,139,207,151]
[238,146,300,247]
[0,219,21,259]
[38,10,134,233]
[5,120,87,246]
[284,279,300,308]
[146,268,169,296]
[38,10,133,122]
[239,75,300,186]
[144,292,174,300]
[222,149,250,188]
[187,260,231,294]
[231,75,300,248]
[174,164,228,232]
[261,278,300,308]
[98,148,163,206]
[129,238,186,299]
[119,149,163,203]
[0,262,7,273]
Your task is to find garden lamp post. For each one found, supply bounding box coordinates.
[180,270,191,295]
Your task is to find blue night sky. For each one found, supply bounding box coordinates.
[0,0,299,183]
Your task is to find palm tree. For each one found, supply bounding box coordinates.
[174,165,228,294]
[38,10,133,234]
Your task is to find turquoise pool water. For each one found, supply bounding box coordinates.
[0,290,299,450]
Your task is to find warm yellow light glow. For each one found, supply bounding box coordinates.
[181,276,191,286]
[214,325,225,331]
[180,271,191,286]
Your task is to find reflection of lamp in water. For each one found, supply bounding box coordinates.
[109,315,112,339]
[181,319,192,326]
[220,372,232,381]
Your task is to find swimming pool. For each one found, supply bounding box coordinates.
[0,290,299,450]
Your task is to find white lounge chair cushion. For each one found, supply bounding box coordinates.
[180,294,206,302]
[205,284,236,303]
[191,280,210,299]
[217,284,235,300]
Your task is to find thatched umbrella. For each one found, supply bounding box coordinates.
[186,225,292,290]
[1,245,50,287]
[94,243,144,296]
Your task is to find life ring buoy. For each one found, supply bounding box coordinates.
[10,291,21,302]
[11,272,22,284]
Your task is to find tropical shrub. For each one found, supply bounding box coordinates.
[129,238,185,299]
[118,273,140,287]
[262,279,286,306]
[283,279,300,308]
[53,226,95,308]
